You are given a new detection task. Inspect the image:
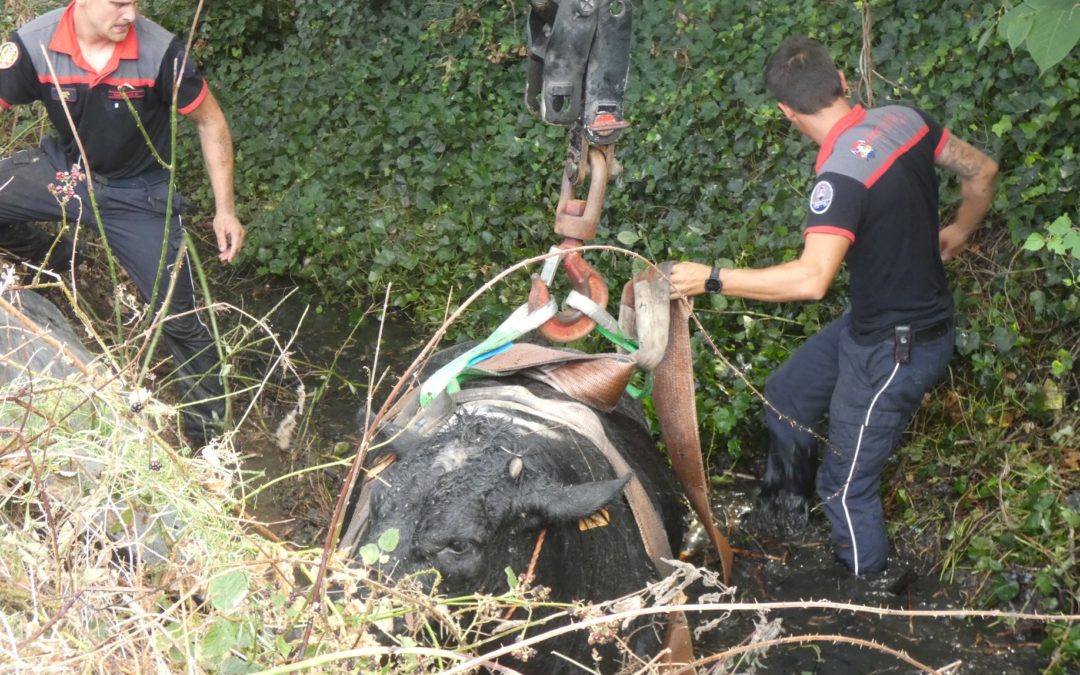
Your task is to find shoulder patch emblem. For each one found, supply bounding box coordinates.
[809,180,834,215]
[0,42,19,70]
[851,139,876,160]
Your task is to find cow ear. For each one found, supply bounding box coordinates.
[515,475,630,523]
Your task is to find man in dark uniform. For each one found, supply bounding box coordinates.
[670,36,998,575]
[0,0,245,444]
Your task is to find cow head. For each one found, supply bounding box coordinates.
[355,410,631,597]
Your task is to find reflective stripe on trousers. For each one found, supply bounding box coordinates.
[764,314,954,575]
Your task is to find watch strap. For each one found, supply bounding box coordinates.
[705,266,723,294]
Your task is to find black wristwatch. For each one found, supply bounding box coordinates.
[705,266,723,294]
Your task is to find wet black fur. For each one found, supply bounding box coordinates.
[346,363,684,674]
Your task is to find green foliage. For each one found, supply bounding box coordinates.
[1024,214,1080,286]
[359,526,400,566]
[208,569,251,614]
[8,0,1075,663]
[998,0,1080,73]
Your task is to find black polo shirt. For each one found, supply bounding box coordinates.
[0,2,207,178]
[804,104,954,342]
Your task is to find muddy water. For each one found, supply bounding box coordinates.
[227,279,424,539]
[689,482,1049,673]
[233,280,1051,673]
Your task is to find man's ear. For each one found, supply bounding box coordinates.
[777,102,797,123]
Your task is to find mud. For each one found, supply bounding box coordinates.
[687,481,1050,673]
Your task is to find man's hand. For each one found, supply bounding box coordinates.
[213,212,245,262]
[668,261,711,299]
[939,222,973,262]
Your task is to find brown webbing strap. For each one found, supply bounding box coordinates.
[652,297,735,585]
[469,343,636,412]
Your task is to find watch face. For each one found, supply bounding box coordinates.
[705,268,722,293]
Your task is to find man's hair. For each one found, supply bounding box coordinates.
[764,36,844,114]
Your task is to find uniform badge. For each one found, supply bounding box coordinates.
[810,180,834,214]
[51,87,76,102]
[851,139,876,160]
[0,42,19,70]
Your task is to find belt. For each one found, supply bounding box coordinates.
[912,319,952,344]
[93,167,171,188]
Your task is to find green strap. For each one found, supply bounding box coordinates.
[419,300,557,407]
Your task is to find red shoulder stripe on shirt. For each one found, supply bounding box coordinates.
[816,105,866,173]
[804,226,855,243]
[864,125,929,189]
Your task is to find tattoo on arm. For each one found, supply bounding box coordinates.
[936,136,991,179]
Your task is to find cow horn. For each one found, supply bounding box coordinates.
[508,456,525,481]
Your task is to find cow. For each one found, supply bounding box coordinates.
[340,343,687,674]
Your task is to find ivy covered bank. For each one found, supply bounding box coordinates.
[3,0,1079,670]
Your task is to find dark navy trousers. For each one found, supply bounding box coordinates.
[763,313,954,575]
[0,137,224,433]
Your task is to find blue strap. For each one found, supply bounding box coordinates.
[419,300,557,407]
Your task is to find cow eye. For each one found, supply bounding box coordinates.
[442,540,474,557]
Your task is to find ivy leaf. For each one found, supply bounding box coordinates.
[208,570,249,615]
[617,230,641,246]
[1063,229,1080,258]
[1063,507,1080,528]
[1024,0,1080,72]
[377,528,400,553]
[991,326,1018,353]
[991,115,1013,137]
[1046,214,1072,237]
[956,329,981,356]
[359,543,381,566]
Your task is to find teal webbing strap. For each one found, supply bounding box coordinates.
[419,300,557,407]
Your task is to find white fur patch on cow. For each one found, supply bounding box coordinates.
[433,440,473,474]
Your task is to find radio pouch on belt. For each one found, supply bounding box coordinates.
[894,325,912,364]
